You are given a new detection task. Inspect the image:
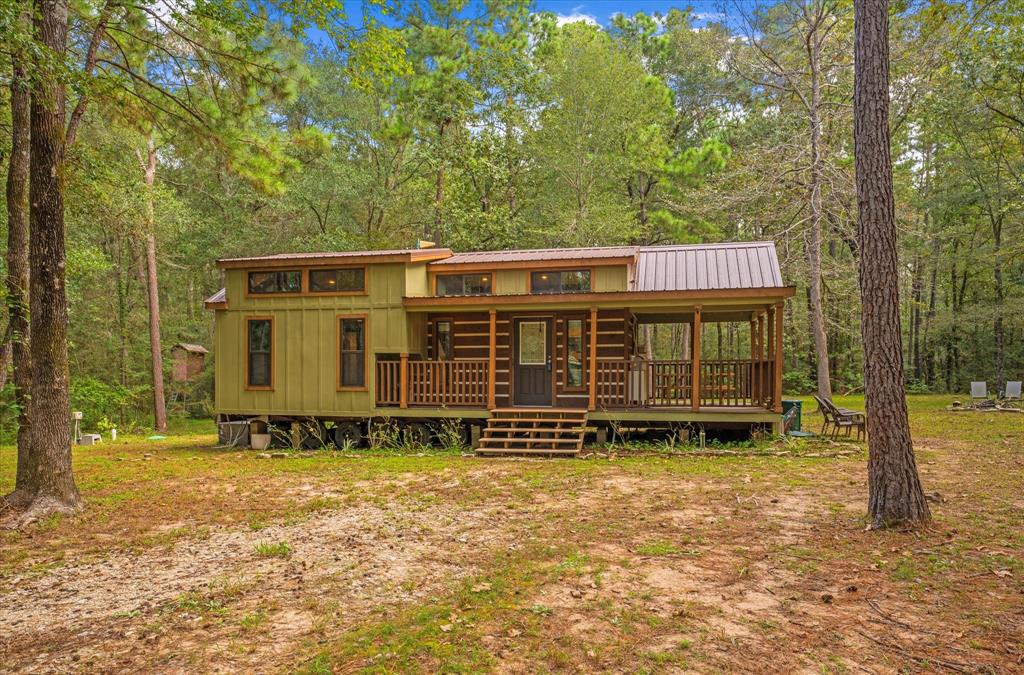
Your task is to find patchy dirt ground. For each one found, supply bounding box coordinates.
[1,397,1022,673]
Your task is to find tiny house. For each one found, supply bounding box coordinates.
[206,243,795,454]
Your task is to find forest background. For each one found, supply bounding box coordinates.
[0,0,1020,432]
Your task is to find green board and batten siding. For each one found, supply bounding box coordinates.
[487,266,629,295]
[214,262,424,417]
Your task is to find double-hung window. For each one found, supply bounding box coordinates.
[247,318,273,388]
[338,317,366,389]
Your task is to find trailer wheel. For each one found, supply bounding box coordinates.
[334,422,364,449]
[404,422,432,447]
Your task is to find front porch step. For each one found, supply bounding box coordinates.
[477,408,589,457]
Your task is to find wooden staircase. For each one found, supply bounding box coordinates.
[477,408,589,457]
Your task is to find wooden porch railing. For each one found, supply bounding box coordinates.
[594,358,776,409]
[376,359,489,407]
[376,357,775,410]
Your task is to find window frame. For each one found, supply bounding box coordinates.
[528,268,593,295]
[433,317,454,361]
[245,316,275,391]
[562,314,587,391]
[246,270,303,296]
[307,266,367,295]
[434,272,494,297]
[336,313,369,392]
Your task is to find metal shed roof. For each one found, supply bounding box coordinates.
[632,242,784,292]
[217,248,452,268]
[173,343,209,354]
[204,288,227,305]
[431,246,639,266]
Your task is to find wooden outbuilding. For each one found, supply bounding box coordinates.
[171,343,208,382]
[205,243,795,453]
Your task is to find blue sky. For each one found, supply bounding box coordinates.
[331,1,749,32]
[531,1,733,27]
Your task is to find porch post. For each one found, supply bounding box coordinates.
[488,309,497,410]
[750,314,758,406]
[588,306,598,411]
[399,352,409,409]
[757,312,765,407]
[774,302,784,413]
[691,306,702,412]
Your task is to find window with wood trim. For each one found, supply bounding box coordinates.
[246,318,273,388]
[435,320,453,361]
[530,270,591,294]
[564,317,586,389]
[309,267,365,293]
[436,273,492,296]
[248,270,301,294]
[338,317,366,388]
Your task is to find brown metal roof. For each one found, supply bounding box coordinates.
[204,288,227,305]
[173,343,209,354]
[632,242,784,292]
[430,246,639,266]
[217,248,452,268]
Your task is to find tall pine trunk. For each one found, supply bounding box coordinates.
[806,31,833,400]
[853,0,929,528]
[142,136,168,432]
[4,21,33,507]
[24,0,81,517]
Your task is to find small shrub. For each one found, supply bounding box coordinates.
[436,418,465,452]
[367,417,402,450]
[254,541,292,558]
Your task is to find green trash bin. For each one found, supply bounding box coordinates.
[782,399,802,432]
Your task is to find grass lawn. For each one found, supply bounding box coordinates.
[1,395,1022,672]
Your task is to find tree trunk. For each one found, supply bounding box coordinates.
[142,136,168,432]
[23,0,81,518]
[4,35,34,508]
[991,217,1004,390]
[909,252,922,380]
[431,119,450,245]
[854,0,929,528]
[806,31,833,400]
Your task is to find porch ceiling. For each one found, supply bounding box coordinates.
[402,287,796,312]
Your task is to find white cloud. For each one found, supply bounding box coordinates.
[692,11,727,23]
[555,8,598,27]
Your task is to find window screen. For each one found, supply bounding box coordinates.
[309,268,365,293]
[248,270,301,294]
[247,319,272,387]
[530,270,591,294]
[339,318,366,388]
[565,318,584,387]
[436,274,492,296]
[436,320,453,361]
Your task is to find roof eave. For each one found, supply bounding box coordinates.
[427,255,637,272]
[217,249,453,269]
[404,286,796,308]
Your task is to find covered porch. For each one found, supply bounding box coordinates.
[374,302,785,416]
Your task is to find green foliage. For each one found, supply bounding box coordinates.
[70,377,147,430]
[0,0,1020,429]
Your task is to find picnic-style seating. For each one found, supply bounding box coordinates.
[1001,381,1022,408]
[971,381,989,403]
[813,395,866,441]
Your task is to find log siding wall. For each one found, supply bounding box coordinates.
[426,310,631,407]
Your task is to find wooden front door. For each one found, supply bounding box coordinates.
[513,318,553,406]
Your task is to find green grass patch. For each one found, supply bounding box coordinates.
[254,541,292,558]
